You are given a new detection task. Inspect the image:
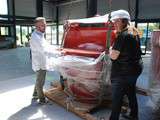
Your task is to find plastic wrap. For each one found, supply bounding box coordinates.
[47,52,111,103]
[151,31,160,83]
[42,43,112,103]
[149,31,160,108]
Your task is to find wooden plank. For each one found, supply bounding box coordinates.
[45,88,98,120]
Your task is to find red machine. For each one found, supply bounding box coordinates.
[59,15,116,103]
[61,15,116,57]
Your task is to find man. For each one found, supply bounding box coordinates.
[109,10,143,120]
[30,17,48,104]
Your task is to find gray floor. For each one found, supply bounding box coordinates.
[0,47,157,120]
[0,47,82,120]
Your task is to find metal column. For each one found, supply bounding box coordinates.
[56,6,59,45]
[36,0,43,17]
[87,0,97,17]
[12,0,17,48]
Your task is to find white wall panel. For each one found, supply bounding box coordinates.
[59,1,87,23]
[15,0,36,17]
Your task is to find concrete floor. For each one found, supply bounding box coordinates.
[0,47,157,120]
[0,47,82,120]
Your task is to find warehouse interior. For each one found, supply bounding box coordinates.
[0,0,160,120]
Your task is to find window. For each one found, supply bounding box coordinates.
[0,0,8,15]
[45,24,64,45]
[46,26,52,44]
[137,23,160,53]
[59,25,64,45]
[52,26,57,45]
[0,27,9,35]
[16,26,21,46]
[21,26,28,46]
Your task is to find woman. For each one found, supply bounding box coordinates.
[109,10,143,120]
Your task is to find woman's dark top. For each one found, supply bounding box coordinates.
[111,28,143,78]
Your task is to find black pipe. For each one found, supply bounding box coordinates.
[20,26,23,45]
[135,0,139,28]
[56,6,59,45]
[144,23,149,54]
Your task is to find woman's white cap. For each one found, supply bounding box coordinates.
[111,9,130,21]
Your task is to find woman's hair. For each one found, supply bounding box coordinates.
[121,18,129,29]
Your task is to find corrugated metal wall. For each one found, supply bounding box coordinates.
[14,0,36,17]
[43,1,56,20]
[58,1,87,23]
[97,0,136,20]
[138,0,160,19]
[13,0,160,22]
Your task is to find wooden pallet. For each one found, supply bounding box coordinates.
[45,81,113,120]
[45,82,148,120]
[45,88,99,120]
